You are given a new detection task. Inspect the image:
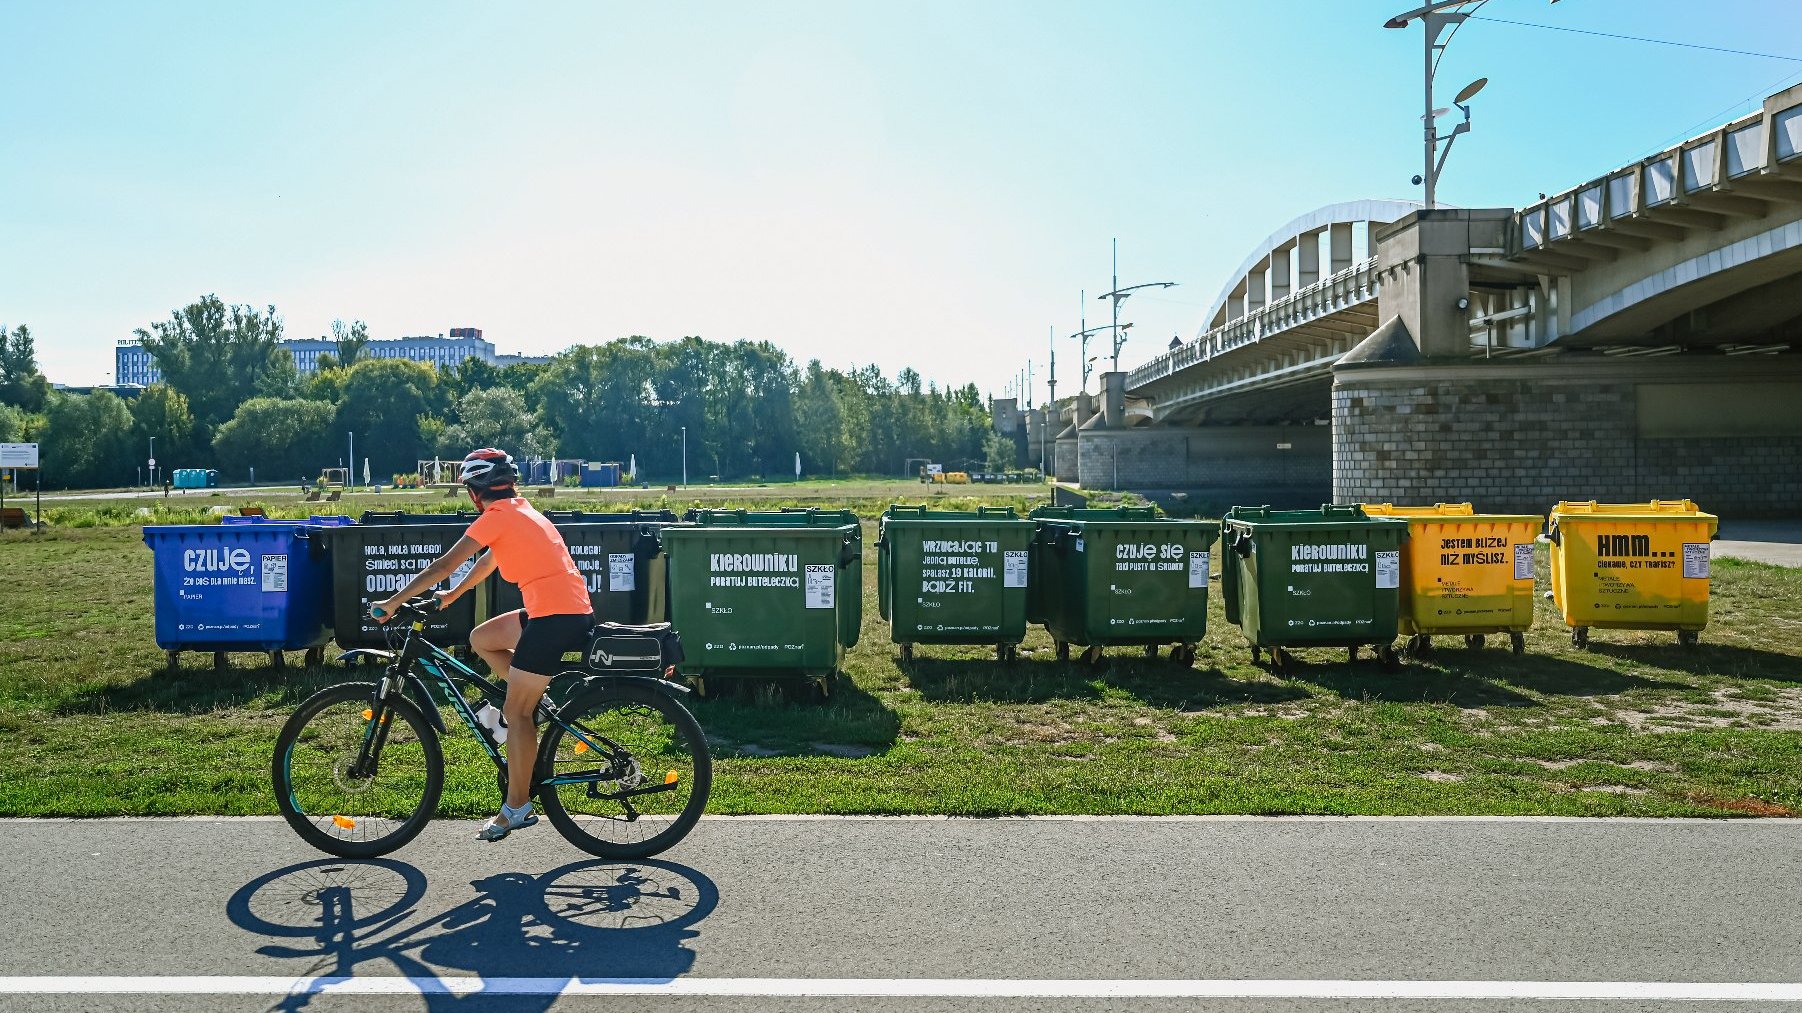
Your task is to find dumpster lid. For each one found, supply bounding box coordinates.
[1225,504,1405,529]
[882,504,1024,521]
[1030,506,1160,521]
[683,508,859,528]
[1361,503,1544,525]
[358,510,480,525]
[1551,499,1713,519]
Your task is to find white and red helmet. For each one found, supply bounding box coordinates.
[458,448,517,492]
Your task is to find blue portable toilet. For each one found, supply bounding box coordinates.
[581,462,621,487]
[143,521,335,671]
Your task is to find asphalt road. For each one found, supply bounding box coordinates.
[1,816,1799,1012]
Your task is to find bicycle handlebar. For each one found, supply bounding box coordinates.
[370,596,441,623]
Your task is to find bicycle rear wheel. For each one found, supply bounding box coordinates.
[537,681,711,859]
[273,681,443,858]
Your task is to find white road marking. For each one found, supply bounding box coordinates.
[1,977,1800,1000]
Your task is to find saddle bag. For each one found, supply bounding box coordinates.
[585,621,685,673]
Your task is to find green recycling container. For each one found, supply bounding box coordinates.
[682,508,863,648]
[487,510,676,624]
[665,510,862,685]
[1220,504,1408,671]
[877,505,1033,662]
[1028,506,1219,667]
[320,513,488,652]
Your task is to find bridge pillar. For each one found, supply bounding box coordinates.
[1075,424,1331,501]
[1101,372,1126,428]
[1332,343,1802,517]
[1374,208,1513,358]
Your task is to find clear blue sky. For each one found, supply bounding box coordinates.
[5,0,1800,394]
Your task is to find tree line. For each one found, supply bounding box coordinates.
[1,295,1015,490]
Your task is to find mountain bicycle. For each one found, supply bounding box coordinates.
[273,597,710,860]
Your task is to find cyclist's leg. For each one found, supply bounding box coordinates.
[500,667,553,812]
[470,610,524,677]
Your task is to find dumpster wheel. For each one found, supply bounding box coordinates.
[1509,632,1526,656]
[304,647,327,668]
[269,651,286,671]
[165,650,181,673]
[1056,641,1070,663]
[1571,626,1590,650]
[1267,647,1291,675]
[1376,644,1400,668]
[899,643,914,664]
[213,651,228,672]
[1143,644,1159,660]
[1464,634,1486,650]
[1403,635,1432,659]
[1173,644,1197,668]
[996,644,1016,664]
[1678,630,1700,648]
[1082,645,1105,668]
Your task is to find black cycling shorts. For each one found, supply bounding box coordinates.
[511,610,594,676]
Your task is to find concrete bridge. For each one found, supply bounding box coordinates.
[1019,82,1802,516]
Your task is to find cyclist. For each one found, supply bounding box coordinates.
[373,448,593,843]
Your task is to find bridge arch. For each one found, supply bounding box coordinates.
[1204,199,1423,331]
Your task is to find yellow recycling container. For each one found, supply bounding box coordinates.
[1361,503,1543,656]
[1547,500,1718,649]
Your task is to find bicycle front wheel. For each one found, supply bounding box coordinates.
[273,681,443,858]
[537,681,711,859]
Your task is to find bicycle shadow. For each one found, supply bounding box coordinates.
[227,855,717,1012]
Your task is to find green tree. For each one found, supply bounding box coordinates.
[40,392,135,489]
[130,384,197,469]
[533,341,659,463]
[0,324,50,412]
[436,387,554,459]
[332,319,370,367]
[0,402,21,442]
[982,429,1016,471]
[335,358,439,476]
[135,295,288,429]
[213,398,338,481]
[793,361,846,475]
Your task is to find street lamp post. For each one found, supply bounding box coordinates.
[147,436,156,490]
[1384,1,1509,208]
[1068,323,1130,392]
[681,426,688,488]
[1095,238,1176,372]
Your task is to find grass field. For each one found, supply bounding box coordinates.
[3,505,1801,818]
[20,479,1052,529]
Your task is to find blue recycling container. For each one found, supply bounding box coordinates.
[143,522,334,657]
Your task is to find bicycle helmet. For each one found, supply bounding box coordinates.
[459,448,517,492]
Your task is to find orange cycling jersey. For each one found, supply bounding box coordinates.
[466,498,591,618]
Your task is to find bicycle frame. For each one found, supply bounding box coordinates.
[346,617,679,808]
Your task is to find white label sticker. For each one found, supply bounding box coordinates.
[1514,542,1535,581]
[608,552,635,592]
[1188,551,1210,588]
[260,554,287,593]
[1074,538,1084,553]
[1683,542,1710,579]
[1003,550,1028,588]
[1374,550,1400,589]
[804,564,835,609]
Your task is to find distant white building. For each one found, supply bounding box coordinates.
[115,326,551,384]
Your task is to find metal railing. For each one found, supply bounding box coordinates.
[1127,257,1380,390]
[1516,90,1802,254]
